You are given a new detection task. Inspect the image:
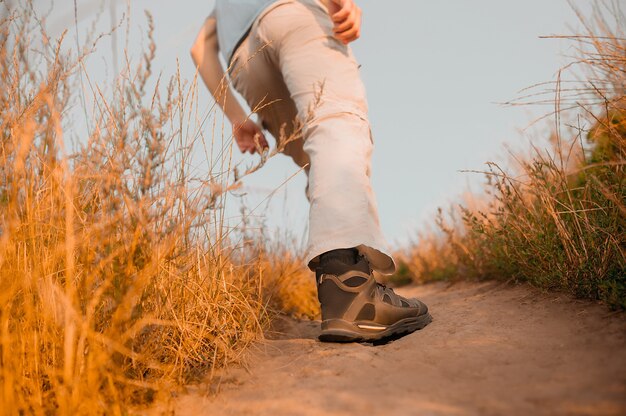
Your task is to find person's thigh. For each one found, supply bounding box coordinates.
[256,0,370,126]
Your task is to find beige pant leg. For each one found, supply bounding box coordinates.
[230,0,395,274]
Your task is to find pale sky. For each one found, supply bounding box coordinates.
[44,0,599,249]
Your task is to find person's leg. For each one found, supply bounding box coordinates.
[252,0,395,274]
[230,0,431,342]
[231,53,368,278]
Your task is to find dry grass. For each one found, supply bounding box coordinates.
[400,3,625,309]
[0,2,314,414]
[258,246,320,320]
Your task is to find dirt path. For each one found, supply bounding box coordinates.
[175,281,626,416]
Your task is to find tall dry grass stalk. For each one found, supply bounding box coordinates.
[0,2,312,414]
[402,3,625,309]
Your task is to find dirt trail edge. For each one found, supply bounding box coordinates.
[175,281,626,416]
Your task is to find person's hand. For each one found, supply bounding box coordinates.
[327,0,362,44]
[232,118,269,154]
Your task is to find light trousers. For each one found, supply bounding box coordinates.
[230,0,395,274]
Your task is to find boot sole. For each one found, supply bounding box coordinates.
[319,313,433,343]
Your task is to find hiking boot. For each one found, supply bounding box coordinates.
[316,252,432,343]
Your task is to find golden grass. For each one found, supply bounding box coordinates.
[0,3,315,414]
[259,247,320,320]
[400,3,626,309]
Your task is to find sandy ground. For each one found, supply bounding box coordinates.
[173,281,626,416]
